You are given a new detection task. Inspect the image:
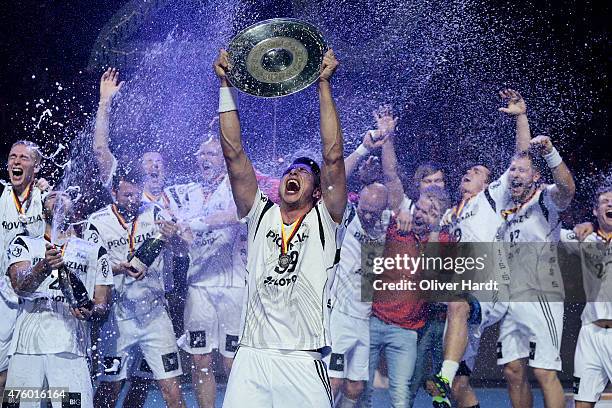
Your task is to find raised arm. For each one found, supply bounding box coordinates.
[345,130,388,178]
[213,49,257,219]
[530,135,576,209]
[499,89,531,152]
[318,49,347,223]
[93,68,123,184]
[376,105,405,212]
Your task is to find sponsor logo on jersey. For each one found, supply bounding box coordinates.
[162,352,179,372]
[329,353,345,371]
[263,275,298,286]
[225,334,239,353]
[189,330,207,348]
[100,257,110,278]
[529,341,537,360]
[9,246,23,258]
[265,230,309,250]
[107,232,154,250]
[2,215,43,231]
[65,260,88,274]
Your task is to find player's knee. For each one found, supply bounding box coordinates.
[503,361,526,384]
[192,353,214,373]
[223,356,234,374]
[344,379,365,399]
[532,368,559,387]
[449,300,470,321]
[158,378,184,406]
[330,377,343,396]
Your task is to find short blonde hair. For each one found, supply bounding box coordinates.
[11,140,42,165]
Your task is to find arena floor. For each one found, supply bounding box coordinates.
[118,382,551,407]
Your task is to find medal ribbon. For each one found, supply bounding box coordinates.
[596,229,612,244]
[501,189,538,220]
[112,204,139,255]
[280,214,306,255]
[12,183,32,216]
[452,195,474,221]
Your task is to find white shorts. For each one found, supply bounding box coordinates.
[5,353,92,408]
[461,300,509,372]
[98,309,182,381]
[223,346,333,408]
[178,286,243,358]
[573,323,612,403]
[324,309,369,381]
[0,296,18,372]
[496,299,563,371]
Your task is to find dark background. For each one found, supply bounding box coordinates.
[0,0,609,386]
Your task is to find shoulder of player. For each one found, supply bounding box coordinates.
[164,182,198,195]
[9,233,38,248]
[87,204,114,222]
[67,236,99,252]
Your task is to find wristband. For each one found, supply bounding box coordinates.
[355,144,370,157]
[543,147,562,168]
[218,87,237,113]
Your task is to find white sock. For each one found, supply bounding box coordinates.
[440,360,460,386]
[338,396,358,408]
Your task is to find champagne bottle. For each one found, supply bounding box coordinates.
[128,233,166,274]
[58,266,94,311]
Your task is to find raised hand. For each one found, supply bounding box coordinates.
[319,49,339,82]
[529,135,554,156]
[498,88,526,116]
[373,104,398,139]
[43,243,64,270]
[100,68,124,103]
[213,49,231,85]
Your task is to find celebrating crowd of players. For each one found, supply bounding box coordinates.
[0,49,610,408]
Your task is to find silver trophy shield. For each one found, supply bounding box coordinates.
[227,18,328,98]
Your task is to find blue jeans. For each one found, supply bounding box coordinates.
[366,315,418,408]
[408,318,445,406]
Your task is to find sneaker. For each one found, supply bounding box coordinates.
[425,374,451,407]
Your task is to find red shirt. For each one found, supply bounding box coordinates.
[372,219,452,330]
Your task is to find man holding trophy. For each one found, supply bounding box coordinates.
[213,18,348,405]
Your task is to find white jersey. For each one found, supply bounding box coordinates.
[167,177,243,287]
[441,185,510,286]
[561,230,612,324]
[330,204,390,320]
[83,202,170,320]
[489,172,564,299]
[0,184,45,302]
[6,235,112,356]
[239,189,347,350]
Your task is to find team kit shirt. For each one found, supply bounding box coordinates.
[165,177,243,287]
[488,172,565,300]
[1,184,45,297]
[330,203,391,320]
[6,235,112,356]
[561,230,612,324]
[240,189,347,351]
[441,185,510,290]
[83,202,170,320]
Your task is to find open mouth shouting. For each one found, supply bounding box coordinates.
[285,178,301,195]
[9,166,25,183]
[605,210,612,221]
